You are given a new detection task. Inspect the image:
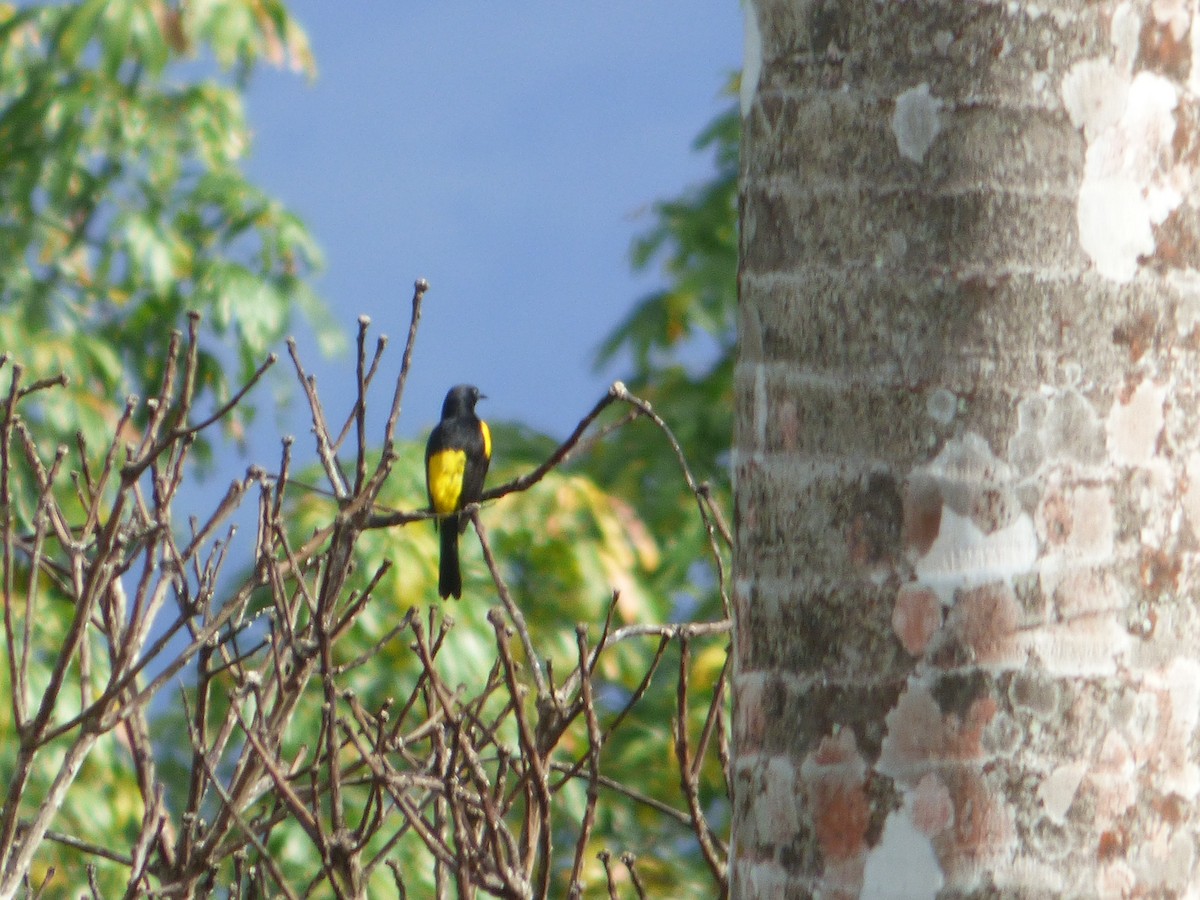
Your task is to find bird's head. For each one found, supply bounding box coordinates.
[441,383,485,418]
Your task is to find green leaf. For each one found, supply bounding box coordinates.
[290,279,344,356]
[235,277,284,351]
[598,101,738,376]
[80,335,123,386]
[124,214,174,294]
[55,0,105,66]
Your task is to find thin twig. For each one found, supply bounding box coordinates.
[567,626,603,898]
[480,387,619,504]
[181,693,301,900]
[353,315,371,492]
[610,382,732,617]
[675,635,727,889]
[121,351,277,482]
[287,338,348,499]
[41,830,133,867]
[379,278,428,461]
[472,511,546,697]
[489,609,552,896]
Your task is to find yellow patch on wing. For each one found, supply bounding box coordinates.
[427,449,466,514]
[480,420,492,460]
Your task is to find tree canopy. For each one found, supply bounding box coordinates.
[0,0,334,458]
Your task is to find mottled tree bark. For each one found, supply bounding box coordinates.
[732,0,1200,896]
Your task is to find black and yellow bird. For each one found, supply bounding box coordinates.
[425,384,491,599]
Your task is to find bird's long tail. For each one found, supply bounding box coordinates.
[438,514,462,599]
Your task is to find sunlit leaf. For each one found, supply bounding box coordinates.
[54,0,104,66]
[124,214,174,294]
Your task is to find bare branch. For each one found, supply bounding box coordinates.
[472,510,546,698]
[675,635,728,891]
[287,337,349,498]
[378,278,428,460]
[0,307,733,898]
[480,387,619,504]
[567,626,603,899]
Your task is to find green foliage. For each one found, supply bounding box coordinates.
[0,0,336,456]
[596,98,739,386]
[589,90,739,612]
[0,2,332,894]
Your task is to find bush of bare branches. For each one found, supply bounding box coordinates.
[0,284,731,898]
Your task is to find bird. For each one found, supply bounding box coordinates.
[424,384,491,599]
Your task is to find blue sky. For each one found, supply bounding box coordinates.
[239,2,743,447]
